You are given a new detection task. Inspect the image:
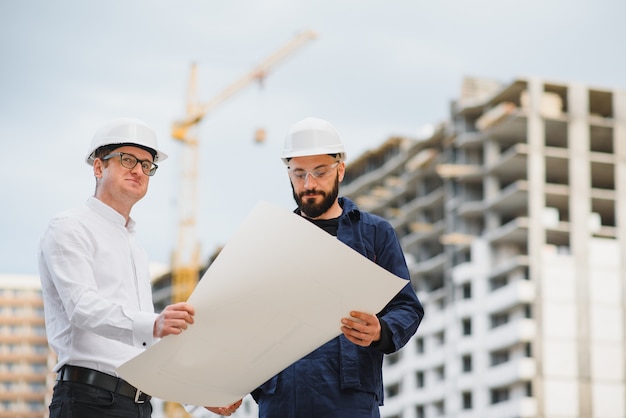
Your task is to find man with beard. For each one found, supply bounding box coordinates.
[251,117,424,418]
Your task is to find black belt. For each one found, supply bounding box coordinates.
[57,365,151,404]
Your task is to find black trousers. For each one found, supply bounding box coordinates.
[49,380,152,418]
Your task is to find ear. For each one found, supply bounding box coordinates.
[93,159,104,178]
[337,161,346,182]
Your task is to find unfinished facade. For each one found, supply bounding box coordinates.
[341,77,626,418]
[0,274,53,418]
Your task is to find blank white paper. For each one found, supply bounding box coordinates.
[117,201,407,406]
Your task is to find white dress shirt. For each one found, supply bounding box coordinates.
[38,196,158,376]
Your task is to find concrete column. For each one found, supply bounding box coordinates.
[614,88,626,417]
[568,82,593,417]
[526,77,547,417]
[483,138,501,232]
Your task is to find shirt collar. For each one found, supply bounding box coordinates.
[86,196,136,231]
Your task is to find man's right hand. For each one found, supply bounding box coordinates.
[153,302,195,338]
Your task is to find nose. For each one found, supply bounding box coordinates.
[130,162,145,176]
[303,172,317,187]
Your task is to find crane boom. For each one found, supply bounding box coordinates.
[172,29,317,140]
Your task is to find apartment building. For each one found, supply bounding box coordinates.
[0,274,53,418]
[0,265,174,418]
[340,77,626,418]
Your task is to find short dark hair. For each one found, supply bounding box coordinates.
[94,143,157,161]
[285,153,338,164]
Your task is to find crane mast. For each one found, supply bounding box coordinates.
[171,63,202,304]
[165,30,317,417]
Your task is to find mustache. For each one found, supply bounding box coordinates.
[300,189,326,198]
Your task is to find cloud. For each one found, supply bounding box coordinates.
[2,0,626,274]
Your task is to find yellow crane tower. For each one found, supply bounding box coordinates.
[165,30,317,418]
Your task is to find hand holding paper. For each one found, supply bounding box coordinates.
[153,302,195,338]
[118,201,407,406]
[341,311,382,346]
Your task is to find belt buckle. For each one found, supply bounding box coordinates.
[134,389,145,404]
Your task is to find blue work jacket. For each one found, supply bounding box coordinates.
[252,197,424,415]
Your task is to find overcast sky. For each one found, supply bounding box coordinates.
[2,0,625,275]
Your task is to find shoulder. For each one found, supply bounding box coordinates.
[340,197,392,228]
[360,210,391,226]
[44,204,95,238]
[49,204,91,224]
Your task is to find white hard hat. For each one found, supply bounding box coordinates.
[85,117,168,165]
[281,117,346,165]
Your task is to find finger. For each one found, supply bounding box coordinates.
[342,326,365,343]
[164,318,188,331]
[347,334,364,345]
[168,318,192,333]
[166,308,194,320]
[342,319,367,333]
[166,303,196,320]
[164,310,195,325]
[170,301,195,314]
[168,325,184,335]
[349,311,372,322]
[173,323,186,332]
[342,324,360,334]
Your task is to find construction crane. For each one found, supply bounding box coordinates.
[165,30,317,418]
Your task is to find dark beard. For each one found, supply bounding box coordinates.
[292,176,339,219]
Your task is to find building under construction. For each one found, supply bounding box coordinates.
[0,274,53,418]
[340,76,626,418]
[4,75,625,418]
[151,75,626,418]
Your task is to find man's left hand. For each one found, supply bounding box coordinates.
[341,311,381,346]
[205,398,242,416]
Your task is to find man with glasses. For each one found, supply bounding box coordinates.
[251,117,424,418]
[38,118,240,417]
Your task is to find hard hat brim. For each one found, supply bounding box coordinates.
[85,144,168,166]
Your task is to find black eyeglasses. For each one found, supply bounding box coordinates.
[102,152,158,176]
